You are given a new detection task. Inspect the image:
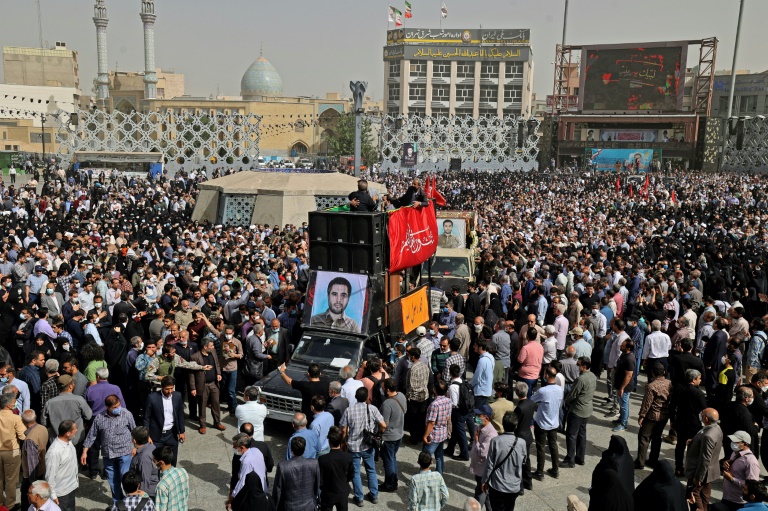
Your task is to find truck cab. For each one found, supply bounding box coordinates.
[423,247,476,293]
[255,330,378,421]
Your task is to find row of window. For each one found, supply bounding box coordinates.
[393,84,523,102]
[391,108,522,118]
[389,61,525,79]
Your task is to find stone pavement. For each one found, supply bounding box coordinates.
[76,373,745,511]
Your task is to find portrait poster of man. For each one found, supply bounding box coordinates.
[307,271,369,334]
[402,142,418,167]
[437,217,465,249]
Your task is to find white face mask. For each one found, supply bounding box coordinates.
[474,324,483,333]
[761,385,768,393]
[731,442,742,452]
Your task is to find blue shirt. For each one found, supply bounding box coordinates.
[286,427,319,460]
[500,284,512,314]
[600,305,614,324]
[25,274,48,294]
[532,383,564,430]
[471,352,495,398]
[310,411,334,452]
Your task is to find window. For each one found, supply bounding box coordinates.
[742,95,758,114]
[505,62,523,79]
[389,61,401,78]
[432,85,450,101]
[455,108,473,117]
[294,120,305,132]
[504,85,523,102]
[388,84,401,101]
[432,108,450,117]
[409,107,426,116]
[409,62,426,77]
[433,63,451,78]
[456,85,474,103]
[388,107,400,116]
[479,108,497,117]
[480,62,499,79]
[479,85,498,102]
[409,84,426,101]
[456,63,474,79]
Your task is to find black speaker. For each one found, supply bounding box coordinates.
[308,211,387,274]
[449,158,461,171]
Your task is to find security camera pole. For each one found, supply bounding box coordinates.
[350,81,367,178]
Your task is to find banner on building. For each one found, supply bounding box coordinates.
[588,148,656,172]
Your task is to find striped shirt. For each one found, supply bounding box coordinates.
[155,466,189,511]
[83,410,136,459]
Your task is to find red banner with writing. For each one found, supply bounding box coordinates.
[388,204,438,273]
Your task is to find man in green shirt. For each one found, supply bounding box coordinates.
[562,356,596,467]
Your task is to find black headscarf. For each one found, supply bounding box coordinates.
[232,471,273,511]
[592,435,635,496]
[633,460,687,511]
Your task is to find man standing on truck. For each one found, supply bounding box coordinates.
[310,277,360,333]
[348,179,379,212]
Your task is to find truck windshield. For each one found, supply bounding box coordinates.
[422,257,471,277]
[291,335,361,366]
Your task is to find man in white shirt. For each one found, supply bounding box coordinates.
[642,319,672,379]
[339,365,363,404]
[45,420,79,511]
[235,386,268,440]
[105,278,122,316]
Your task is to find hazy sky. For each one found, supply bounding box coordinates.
[2,0,765,100]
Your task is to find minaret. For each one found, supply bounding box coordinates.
[140,0,158,99]
[93,0,110,101]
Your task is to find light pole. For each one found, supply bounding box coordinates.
[562,0,569,48]
[726,0,745,120]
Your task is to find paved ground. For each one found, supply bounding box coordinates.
[75,372,752,511]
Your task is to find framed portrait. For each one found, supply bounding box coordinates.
[304,271,370,335]
[436,217,466,249]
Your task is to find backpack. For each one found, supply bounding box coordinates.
[366,374,384,408]
[756,332,768,369]
[451,380,475,415]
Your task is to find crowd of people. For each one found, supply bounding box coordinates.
[0,164,765,511]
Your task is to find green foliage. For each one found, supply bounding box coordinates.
[325,113,377,165]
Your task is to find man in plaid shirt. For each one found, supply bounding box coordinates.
[40,359,60,410]
[153,446,189,511]
[340,386,387,507]
[423,380,451,474]
[111,471,156,511]
[441,338,466,381]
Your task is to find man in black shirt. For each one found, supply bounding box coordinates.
[513,381,535,491]
[189,338,224,434]
[318,426,354,511]
[613,339,636,432]
[348,179,379,212]
[278,362,329,424]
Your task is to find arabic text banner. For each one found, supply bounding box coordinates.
[589,148,655,172]
[393,45,530,62]
[388,204,438,273]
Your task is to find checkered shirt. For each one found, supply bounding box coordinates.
[441,353,466,381]
[426,396,452,443]
[340,402,384,453]
[155,466,189,511]
[111,492,156,511]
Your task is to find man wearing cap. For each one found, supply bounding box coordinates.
[720,430,760,510]
[41,375,92,446]
[348,179,379,212]
[25,266,48,305]
[569,327,592,359]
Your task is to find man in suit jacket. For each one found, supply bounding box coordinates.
[318,426,353,510]
[144,375,186,466]
[325,382,349,426]
[392,178,429,208]
[512,381,535,491]
[189,337,224,433]
[685,407,723,511]
[721,386,759,459]
[273,437,321,511]
[39,283,64,319]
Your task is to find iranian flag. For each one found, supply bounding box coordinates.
[405,1,413,18]
[389,6,403,26]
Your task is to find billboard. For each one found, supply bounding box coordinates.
[386,45,530,62]
[588,148,656,172]
[387,28,530,46]
[402,143,418,167]
[579,42,687,112]
[305,271,370,335]
[599,129,658,142]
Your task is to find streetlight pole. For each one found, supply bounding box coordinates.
[726,0,745,120]
[561,0,569,48]
[41,114,46,167]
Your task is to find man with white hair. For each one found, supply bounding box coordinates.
[27,480,59,511]
[642,320,672,379]
[339,365,364,405]
[542,326,557,370]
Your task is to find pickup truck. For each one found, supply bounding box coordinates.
[422,247,476,293]
[255,330,380,421]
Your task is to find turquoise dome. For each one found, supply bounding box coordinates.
[241,56,283,99]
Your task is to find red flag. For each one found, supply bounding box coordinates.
[671,189,677,204]
[628,184,634,199]
[615,176,621,192]
[424,175,433,199]
[430,176,446,206]
[642,174,649,197]
[388,204,438,273]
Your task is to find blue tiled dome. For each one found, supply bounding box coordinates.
[241,56,283,99]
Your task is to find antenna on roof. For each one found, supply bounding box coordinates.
[260,42,263,58]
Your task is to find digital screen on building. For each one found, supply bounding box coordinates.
[579,43,687,112]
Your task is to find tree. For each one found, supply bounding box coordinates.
[325,113,377,165]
